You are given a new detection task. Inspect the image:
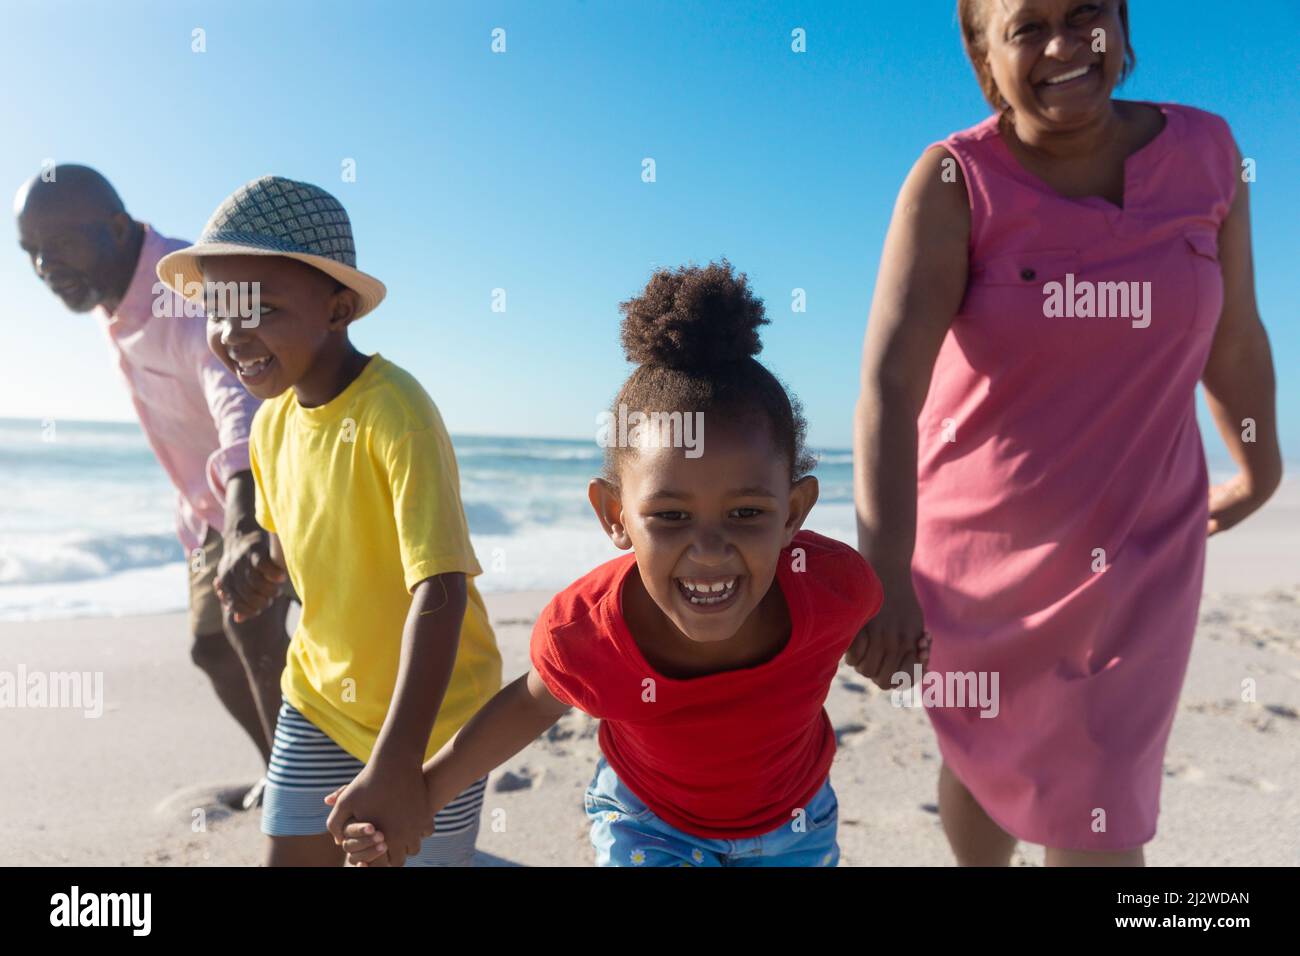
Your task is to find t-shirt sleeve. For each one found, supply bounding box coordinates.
[528,612,596,715]
[383,423,483,591]
[848,547,886,631]
[249,426,275,534]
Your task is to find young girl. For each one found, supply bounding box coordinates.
[328,260,917,866]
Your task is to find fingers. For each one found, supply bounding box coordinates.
[219,559,282,621]
[860,630,894,685]
[843,629,869,668]
[341,822,386,858]
[250,548,288,582]
[324,798,348,843]
[893,646,924,686]
[352,847,391,867]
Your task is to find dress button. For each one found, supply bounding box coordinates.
[1020,268,1036,281]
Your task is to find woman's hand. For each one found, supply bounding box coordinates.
[844,565,930,690]
[1207,471,1281,536]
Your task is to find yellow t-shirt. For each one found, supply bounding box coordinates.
[249,354,502,762]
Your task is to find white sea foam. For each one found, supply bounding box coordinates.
[0,417,1251,621]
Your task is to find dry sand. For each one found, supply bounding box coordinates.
[2,480,1297,866]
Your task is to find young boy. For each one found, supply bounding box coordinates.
[159,176,502,866]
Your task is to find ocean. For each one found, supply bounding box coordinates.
[0,417,859,621]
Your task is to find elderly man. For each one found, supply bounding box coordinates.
[14,164,290,808]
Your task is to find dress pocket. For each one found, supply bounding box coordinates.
[958,248,1082,361]
[970,248,1081,288]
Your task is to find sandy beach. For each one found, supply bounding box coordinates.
[2,479,1297,867]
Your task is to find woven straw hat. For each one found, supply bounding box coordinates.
[156,175,386,318]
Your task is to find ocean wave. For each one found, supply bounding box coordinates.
[457,445,605,463]
[0,532,181,586]
[463,502,515,535]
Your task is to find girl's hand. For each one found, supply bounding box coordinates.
[845,566,929,690]
[323,787,391,866]
[340,818,390,867]
[323,761,429,867]
[1207,472,1280,536]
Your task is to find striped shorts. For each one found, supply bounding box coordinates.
[261,699,486,867]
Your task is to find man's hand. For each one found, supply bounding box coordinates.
[324,759,432,867]
[214,529,286,622]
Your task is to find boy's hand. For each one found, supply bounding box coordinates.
[214,529,286,622]
[324,760,432,867]
[844,568,930,690]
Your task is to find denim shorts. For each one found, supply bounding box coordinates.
[261,699,485,866]
[584,756,839,867]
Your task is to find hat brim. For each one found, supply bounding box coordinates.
[155,241,386,320]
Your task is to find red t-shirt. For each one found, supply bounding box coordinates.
[529,529,884,839]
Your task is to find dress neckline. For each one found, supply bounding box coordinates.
[987,101,1178,217]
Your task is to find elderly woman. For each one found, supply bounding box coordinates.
[853,0,1281,866]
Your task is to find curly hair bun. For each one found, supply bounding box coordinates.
[618,259,768,370]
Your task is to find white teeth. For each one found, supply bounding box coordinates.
[1045,65,1090,85]
[680,577,736,592]
[236,356,270,376]
[678,577,738,605]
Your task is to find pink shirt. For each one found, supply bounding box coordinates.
[96,225,260,555]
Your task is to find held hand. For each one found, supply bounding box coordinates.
[1207,472,1279,536]
[323,760,430,867]
[844,570,930,690]
[214,529,286,622]
[322,789,391,866]
[339,820,391,867]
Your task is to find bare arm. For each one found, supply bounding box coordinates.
[1200,170,1283,534]
[855,146,971,573]
[371,573,470,768]
[846,146,970,688]
[213,471,286,622]
[324,572,473,863]
[424,669,571,812]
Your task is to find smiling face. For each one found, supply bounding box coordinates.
[589,417,818,645]
[980,0,1126,129]
[16,203,127,313]
[200,254,355,401]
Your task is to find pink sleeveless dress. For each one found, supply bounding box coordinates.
[913,103,1238,850]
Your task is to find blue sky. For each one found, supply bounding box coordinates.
[1,0,1296,460]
